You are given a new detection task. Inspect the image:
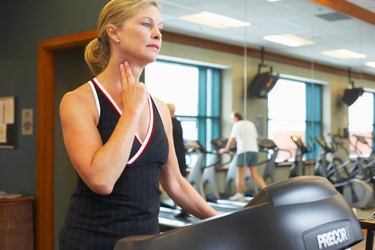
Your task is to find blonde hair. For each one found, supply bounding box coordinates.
[84,0,159,75]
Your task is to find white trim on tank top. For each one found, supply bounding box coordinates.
[88,78,154,164]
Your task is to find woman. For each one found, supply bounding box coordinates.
[58,0,218,249]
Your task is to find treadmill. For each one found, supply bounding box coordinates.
[185,139,247,209]
[209,138,280,204]
[159,140,241,231]
[115,176,364,250]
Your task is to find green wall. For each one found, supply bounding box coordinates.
[0,0,107,195]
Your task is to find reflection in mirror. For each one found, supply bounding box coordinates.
[156,0,375,202]
[155,1,375,191]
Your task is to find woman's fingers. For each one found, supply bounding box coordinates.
[120,61,145,86]
[123,61,135,85]
[119,61,148,113]
[120,62,132,87]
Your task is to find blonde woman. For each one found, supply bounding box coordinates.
[58,1,217,249]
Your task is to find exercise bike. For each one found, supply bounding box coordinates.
[349,134,375,183]
[315,134,375,209]
[314,135,344,178]
[258,138,280,184]
[186,139,248,207]
[211,137,281,200]
[289,135,309,177]
[159,140,236,231]
[115,176,363,250]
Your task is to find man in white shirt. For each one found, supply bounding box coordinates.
[219,112,266,201]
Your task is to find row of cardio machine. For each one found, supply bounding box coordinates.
[290,133,375,209]
[116,176,364,249]
[113,137,366,249]
[158,137,280,230]
[114,137,367,250]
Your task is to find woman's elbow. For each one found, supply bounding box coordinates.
[88,179,114,196]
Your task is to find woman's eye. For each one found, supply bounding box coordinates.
[142,22,151,28]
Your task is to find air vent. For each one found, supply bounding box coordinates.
[316,12,351,21]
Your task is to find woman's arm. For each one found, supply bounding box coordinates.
[157,99,218,219]
[60,63,148,195]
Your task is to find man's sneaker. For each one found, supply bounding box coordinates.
[229,192,244,201]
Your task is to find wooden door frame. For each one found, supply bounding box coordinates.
[36,30,96,250]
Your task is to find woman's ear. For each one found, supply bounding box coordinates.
[106,24,120,43]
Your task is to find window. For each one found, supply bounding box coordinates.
[145,58,221,150]
[267,77,322,161]
[348,92,374,157]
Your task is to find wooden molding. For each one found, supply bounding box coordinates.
[36,44,54,250]
[36,30,97,250]
[163,31,375,81]
[314,0,375,26]
[39,30,97,51]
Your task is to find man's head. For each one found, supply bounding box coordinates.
[231,111,243,123]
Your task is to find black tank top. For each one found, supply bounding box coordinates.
[59,78,169,250]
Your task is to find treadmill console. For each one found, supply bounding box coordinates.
[115,176,363,250]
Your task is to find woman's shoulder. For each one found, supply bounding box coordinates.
[60,81,100,123]
[60,82,93,108]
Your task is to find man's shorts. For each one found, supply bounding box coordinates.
[236,151,258,167]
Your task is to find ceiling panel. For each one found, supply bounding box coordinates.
[159,0,375,75]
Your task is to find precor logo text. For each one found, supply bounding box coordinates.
[316,226,350,249]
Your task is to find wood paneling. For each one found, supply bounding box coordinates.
[0,196,34,249]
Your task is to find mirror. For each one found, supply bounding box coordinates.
[47,0,375,248]
[158,0,375,168]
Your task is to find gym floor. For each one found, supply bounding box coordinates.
[351,208,374,250]
[353,239,373,249]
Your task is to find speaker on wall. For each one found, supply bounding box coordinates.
[248,72,279,98]
[342,88,364,106]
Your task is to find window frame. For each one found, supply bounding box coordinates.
[348,92,375,157]
[267,75,322,161]
[144,58,222,150]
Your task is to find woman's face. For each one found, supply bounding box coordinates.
[117,5,163,66]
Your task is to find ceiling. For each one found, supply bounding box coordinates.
[159,0,375,77]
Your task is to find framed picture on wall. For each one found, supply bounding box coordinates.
[0,96,16,149]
